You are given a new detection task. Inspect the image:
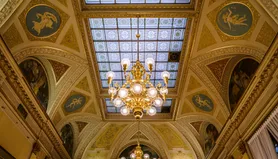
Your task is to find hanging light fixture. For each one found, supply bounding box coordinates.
[106,16,170,119]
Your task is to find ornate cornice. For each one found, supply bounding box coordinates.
[0,39,71,158]
[0,0,22,28]
[210,37,278,158]
[256,0,278,24]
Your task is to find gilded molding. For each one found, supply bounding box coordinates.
[57,0,67,7]
[258,0,278,23]
[0,0,22,27]
[207,0,260,42]
[0,43,71,158]
[256,21,277,47]
[207,58,230,83]
[210,46,278,158]
[2,23,23,48]
[18,0,69,42]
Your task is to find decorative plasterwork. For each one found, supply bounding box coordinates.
[92,123,127,149]
[48,59,69,82]
[12,47,88,115]
[190,121,203,133]
[0,39,71,159]
[257,0,278,24]
[53,112,62,126]
[75,76,91,93]
[0,0,22,27]
[57,0,67,7]
[197,24,216,51]
[130,132,149,141]
[190,46,265,115]
[76,121,88,133]
[256,21,277,47]
[209,0,216,6]
[152,124,188,149]
[207,0,260,42]
[207,58,230,83]
[18,0,69,42]
[2,23,23,48]
[61,25,80,51]
[210,44,278,158]
[186,75,202,92]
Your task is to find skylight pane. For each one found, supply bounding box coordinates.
[89,17,187,90]
[101,0,114,3]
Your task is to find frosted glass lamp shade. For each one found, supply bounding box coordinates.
[118,88,129,98]
[106,71,115,79]
[132,83,143,94]
[144,153,150,159]
[145,58,155,66]
[148,107,156,116]
[121,106,130,115]
[153,97,163,107]
[130,153,136,159]
[161,71,170,79]
[121,58,130,67]
[113,98,123,107]
[147,88,157,98]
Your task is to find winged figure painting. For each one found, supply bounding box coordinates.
[32,12,58,35]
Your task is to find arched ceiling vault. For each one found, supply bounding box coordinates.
[0,0,278,158]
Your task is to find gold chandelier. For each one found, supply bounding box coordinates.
[106,17,170,119]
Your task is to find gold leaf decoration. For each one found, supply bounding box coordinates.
[152,124,187,149]
[207,58,230,82]
[187,76,202,92]
[197,25,216,51]
[61,25,80,51]
[2,24,23,48]
[256,22,276,47]
[48,59,69,82]
[76,121,88,132]
[76,77,91,93]
[93,124,127,149]
[190,121,203,133]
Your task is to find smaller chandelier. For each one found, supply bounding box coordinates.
[106,18,170,119]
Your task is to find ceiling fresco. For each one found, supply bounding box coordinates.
[0,0,277,158]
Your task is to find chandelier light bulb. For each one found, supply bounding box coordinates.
[132,83,143,94]
[106,71,115,79]
[153,97,163,107]
[118,88,129,98]
[120,106,130,116]
[130,153,136,159]
[161,71,170,79]
[108,87,117,95]
[120,157,126,159]
[147,88,157,98]
[144,153,150,159]
[113,98,123,107]
[148,106,157,116]
[160,87,168,95]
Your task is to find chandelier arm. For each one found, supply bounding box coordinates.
[137,16,139,61]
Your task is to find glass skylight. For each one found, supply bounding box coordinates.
[86,0,190,4]
[105,98,173,113]
[89,18,187,89]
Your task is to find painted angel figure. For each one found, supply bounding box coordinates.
[222,8,248,30]
[32,12,58,35]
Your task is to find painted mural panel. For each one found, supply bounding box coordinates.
[119,145,159,159]
[19,59,49,110]
[192,94,214,112]
[217,3,252,36]
[229,58,259,112]
[61,124,73,157]
[204,124,219,156]
[26,5,61,37]
[64,94,86,112]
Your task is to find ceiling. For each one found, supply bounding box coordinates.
[0,0,277,158]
